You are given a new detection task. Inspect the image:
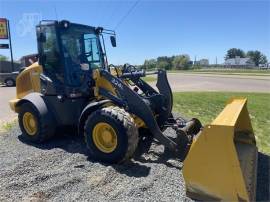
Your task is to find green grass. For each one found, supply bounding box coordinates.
[142,76,157,82]
[173,92,270,154]
[0,119,17,132]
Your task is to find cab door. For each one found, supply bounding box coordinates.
[36,23,64,94]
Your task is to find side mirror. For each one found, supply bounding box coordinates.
[110,36,116,47]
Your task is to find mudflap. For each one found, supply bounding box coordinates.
[183,98,258,201]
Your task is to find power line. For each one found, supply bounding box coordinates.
[104,1,119,26]
[114,0,140,30]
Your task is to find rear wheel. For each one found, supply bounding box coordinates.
[18,102,55,143]
[5,78,15,87]
[84,106,139,163]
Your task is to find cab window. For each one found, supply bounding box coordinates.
[40,25,63,82]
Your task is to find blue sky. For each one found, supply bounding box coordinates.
[0,0,269,65]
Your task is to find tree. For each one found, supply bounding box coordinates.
[225,48,245,59]
[143,59,157,70]
[247,50,268,66]
[156,56,171,70]
[172,54,191,70]
[0,54,8,61]
[260,55,268,65]
[156,60,170,70]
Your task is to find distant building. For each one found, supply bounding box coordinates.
[259,63,270,69]
[225,56,255,68]
[20,53,38,67]
[0,61,20,73]
[199,59,209,66]
[194,59,209,66]
[0,53,38,73]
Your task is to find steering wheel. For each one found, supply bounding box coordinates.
[123,63,137,73]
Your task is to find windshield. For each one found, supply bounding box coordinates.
[60,25,103,86]
[60,26,103,70]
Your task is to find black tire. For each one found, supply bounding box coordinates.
[5,78,15,87]
[18,102,55,143]
[84,106,139,163]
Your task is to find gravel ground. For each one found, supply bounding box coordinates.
[0,125,269,201]
[0,125,191,202]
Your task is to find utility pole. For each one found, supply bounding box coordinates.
[215,56,218,67]
[7,20,14,72]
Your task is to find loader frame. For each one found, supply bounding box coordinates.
[9,20,258,202]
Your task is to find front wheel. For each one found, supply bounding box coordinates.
[84,106,139,163]
[18,102,55,143]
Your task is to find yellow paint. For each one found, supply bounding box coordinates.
[92,69,145,128]
[109,67,122,77]
[22,112,37,135]
[9,99,20,112]
[133,115,145,128]
[9,62,43,112]
[183,98,257,201]
[16,62,43,99]
[92,122,118,153]
[92,69,116,99]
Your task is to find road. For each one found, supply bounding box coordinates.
[0,86,16,123]
[0,73,269,122]
[164,73,270,92]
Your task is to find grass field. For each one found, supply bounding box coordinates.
[142,76,157,82]
[173,92,270,154]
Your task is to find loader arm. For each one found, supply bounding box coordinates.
[128,70,173,127]
[96,69,179,152]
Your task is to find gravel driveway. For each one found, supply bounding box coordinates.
[0,125,269,201]
[0,126,191,201]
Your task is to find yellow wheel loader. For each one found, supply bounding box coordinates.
[9,20,258,201]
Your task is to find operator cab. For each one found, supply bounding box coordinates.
[36,20,116,97]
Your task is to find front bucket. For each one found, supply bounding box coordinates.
[183,98,258,201]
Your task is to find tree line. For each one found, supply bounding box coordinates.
[143,54,193,70]
[143,48,268,70]
[1,48,268,70]
[225,48,268,66]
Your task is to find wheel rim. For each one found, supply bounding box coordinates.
[22,112,37,135]
[92,122,117,153]
[6,80,13,86]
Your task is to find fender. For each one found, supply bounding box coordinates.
[15,92,56,134]
[78,99,111,136]
[16,92,50,117]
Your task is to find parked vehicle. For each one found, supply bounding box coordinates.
[0,71,19,87]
